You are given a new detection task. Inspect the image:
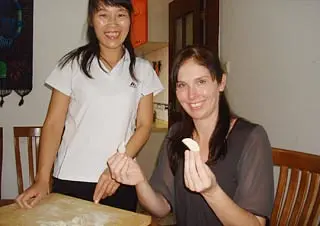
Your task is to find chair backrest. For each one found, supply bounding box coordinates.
[13,126,42,194]
[271,148,320,226]
[0,127,3,198]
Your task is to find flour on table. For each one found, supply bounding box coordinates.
[34,199,121,226]
[37,212,111,226]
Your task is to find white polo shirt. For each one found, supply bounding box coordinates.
[45,49,163,182]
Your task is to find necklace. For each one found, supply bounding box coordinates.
[100,54,113,71]
[99,48,125,71]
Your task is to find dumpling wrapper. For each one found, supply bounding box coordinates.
[118,141,126,153]
[182,138,200,152]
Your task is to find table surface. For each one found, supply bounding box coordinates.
[0,193,151,226]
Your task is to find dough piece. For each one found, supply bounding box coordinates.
[182,138,200,152]
[117,141,126,153]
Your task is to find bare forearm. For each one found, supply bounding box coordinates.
[36,122,64,182]
[203,186,264,226]
[136,180,171,218]
[126,125,152,158]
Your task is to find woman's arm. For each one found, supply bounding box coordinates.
[125,93,153,157]
[136,179,172,218]
[16,89,70,208]
[36,89,70,182]
[202,186,265,226]
[107,153,171,217]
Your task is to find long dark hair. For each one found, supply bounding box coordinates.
[168,45,232,174]
[58,0,136,80]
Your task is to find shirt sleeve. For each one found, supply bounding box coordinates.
[45,62,75,96]
[149,131,175,211]
[138,59,164,96]
[233,125,274,218]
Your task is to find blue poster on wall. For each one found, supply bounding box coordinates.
[0,0,33,107]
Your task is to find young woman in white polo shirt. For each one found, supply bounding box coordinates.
[15,0,163,212]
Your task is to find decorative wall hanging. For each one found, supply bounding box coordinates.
[0,0,33,107]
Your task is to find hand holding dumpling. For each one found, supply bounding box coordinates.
[183,138,219,195]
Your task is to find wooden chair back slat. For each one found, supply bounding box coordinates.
[13,127,42,195]
[27,137,35,186]
[271,166,288,222]
[279,168,300,223]
[14,136,24,194]
[308,180,320,226]
[35,136,40,172]
[298,174,320,225]
[289,171,310,225]
[271,148,320,226]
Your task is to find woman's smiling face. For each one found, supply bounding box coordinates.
[176,58,226,122]
[91,3,130,51]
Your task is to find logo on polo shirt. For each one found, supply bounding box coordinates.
[129,82,137,88]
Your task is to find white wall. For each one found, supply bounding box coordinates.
[220,0,320,155]
[0,0,87,199]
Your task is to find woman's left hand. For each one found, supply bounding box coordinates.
[107,153,146,186]
[184,150,218,195]
[93,168,120,204]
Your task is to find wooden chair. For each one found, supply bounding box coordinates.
[13,126,42,195]
[0,127,15,206]
[271,148,320,226]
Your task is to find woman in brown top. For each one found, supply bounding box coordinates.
[108,45,274,226]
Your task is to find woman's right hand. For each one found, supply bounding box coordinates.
[15,180,50,208]
[107,153,146,186]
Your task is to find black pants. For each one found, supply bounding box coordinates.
[52,177,138,212]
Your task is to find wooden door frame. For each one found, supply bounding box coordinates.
[205,0,220,55]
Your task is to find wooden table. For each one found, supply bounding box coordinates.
[0,193,151,226]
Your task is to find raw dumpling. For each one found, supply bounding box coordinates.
[182,138,200,152]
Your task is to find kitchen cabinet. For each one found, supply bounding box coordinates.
[131,0,168,56]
